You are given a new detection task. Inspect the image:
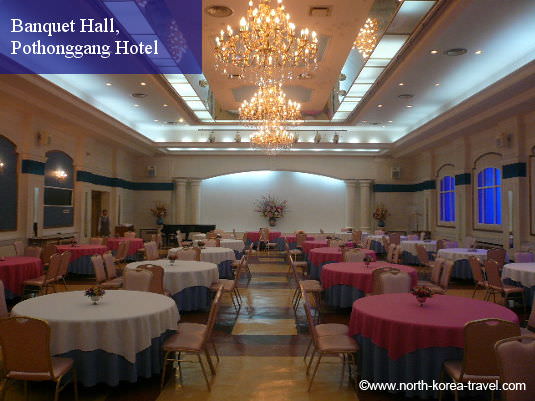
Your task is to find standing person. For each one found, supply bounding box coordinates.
[98,209,111,237]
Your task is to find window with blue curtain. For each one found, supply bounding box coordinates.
[477,167,502,225]
[439,176,455,222]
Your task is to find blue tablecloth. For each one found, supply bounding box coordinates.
[324,285,365,308]
[68,255,94,275]
[451,259,473,280]
[171,286,211,312]
[355,335,463,399]
[58,330,174,387]
[309,260,338,281]
[370,240,385,254]
[218,260,234,279]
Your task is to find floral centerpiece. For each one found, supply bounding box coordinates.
[372,204,389,228]
[254,195,287,227]
[150,202,167,225]
[411,286,433,307]
[363,254,373,268]
[70,238,78,247]
[85,287,105,304]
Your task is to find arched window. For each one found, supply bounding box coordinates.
[439,176,455,222]
[0,135,18,231]
[477,167,502,225]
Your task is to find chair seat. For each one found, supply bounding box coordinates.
[317,335,358,353]
[315,323,349,337]
[289,249,302,255]
[23,275,55,287]
[294,261,308,267]
[100,277,123,289]
[7,357,73,381]
[163,332,204,352]
[299,280,322,292]
[488,284,525,294]
[178,322,207,336]
[443,360,499,383]
[417,281,445,294]
[211,279,234,292]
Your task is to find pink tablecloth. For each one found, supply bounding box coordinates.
[107,238,144,255]
[302,240,329,255]
[281,235,315,243]
[0,256,43,296]
[309,247,376,266]
[321,262,417,293]
[245,231,281,242]
[349,293,519,360]
[55,245,108,262]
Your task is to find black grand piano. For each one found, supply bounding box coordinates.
[161,224,216,246]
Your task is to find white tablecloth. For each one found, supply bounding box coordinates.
[168,247,236,265]
[400,240,437,255]
[437,248,487,262]
[126,259,219,294]
[315,232,353,241]
[191,233,206,240]
[192,239,244,252]
[12,291,179,363]
[502,263,535,288]
[367,235,409,242]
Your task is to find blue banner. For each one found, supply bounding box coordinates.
[0,0,202,73]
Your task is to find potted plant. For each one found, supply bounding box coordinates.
[254,195,287,227]
[150,202,167,225]
[373,204,389,228]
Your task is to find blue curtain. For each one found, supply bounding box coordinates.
[477,168,502,224]
[439,176,455,222]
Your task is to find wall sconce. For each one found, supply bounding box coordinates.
[314,132,322,144]
[208,133,216,143]
[332,132,340,144]
[234,133,242,143]
[293,134,299,143]
[54,169,68,181]
[0,161,5,173]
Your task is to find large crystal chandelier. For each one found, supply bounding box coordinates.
[239,84,301,127]
[353,18,379,59]
[214,0,319,83]
[250,123,294,154]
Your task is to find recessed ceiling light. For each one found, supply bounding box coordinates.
[154,119,159,122]
[406,105,413,108]
[205,5,233,17]
[475,50,483,55]
[377,104,383,108]
[398,82,405,86]
[434,83,440,86]
[178,118,184,123]
[387,120,393,123]
[140,82,146,86]
[105,82,112,86]
[163,104,168,107]
[133,104,139,107]
[361,120,368,123]
[444,48,467,56]
[430,50,439,54]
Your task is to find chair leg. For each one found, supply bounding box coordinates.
[160,351,170,389]
[62,277,68,291]
[0,378,10,401]
[24,381,29,401]
[306,349,316,374]
[204,348,216,376]
[71,368,79,401]
[53,377,62,401]
[197,353,211,391]
[340,354,346,387]
[212,342,220,363]
[304,339,313,363]
[308,354,323,391]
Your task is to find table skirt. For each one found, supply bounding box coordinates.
[503,278,535,307]
[355,335,463,399]
[218,260,234,279]
[309,261,339,281]
[68,255,95,275]
[451,260,473,280]
[58,330,174,387]
[324,285,365,309]
[172,286,212,312]
[370,240,385,254]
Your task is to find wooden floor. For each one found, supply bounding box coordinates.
[2,252,528,401]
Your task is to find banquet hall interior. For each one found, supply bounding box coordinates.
[0,0,535,400]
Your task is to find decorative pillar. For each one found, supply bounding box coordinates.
[174,178,187,223]
[344,180,357,228]
[189,179,201,224]
[359,180,373,232]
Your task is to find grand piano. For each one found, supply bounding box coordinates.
[161,224,216,246]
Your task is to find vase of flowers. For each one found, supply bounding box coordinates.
[150,202,167,226]
[373,204,389,228]
[255,195,287,226]
[363,255,373,268]
[411,286,433,307]
[85,287,105,304]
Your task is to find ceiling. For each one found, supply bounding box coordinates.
[35,0,535,155]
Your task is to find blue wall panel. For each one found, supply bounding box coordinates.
[0,136,17,231]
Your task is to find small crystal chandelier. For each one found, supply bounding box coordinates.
[250,123,294,154]
[353,18,379,59]
[239,84,301,127]
[214,0,319,83]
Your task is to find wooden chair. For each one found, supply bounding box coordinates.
[41,244,57,268]
[123,269,153,292]
[388,233,401,245]
[438,318,521,401]
[344,249,365,263]
[205,239,220,247]
[210,257,246,313]
[0,316,78,401]
[289,255,322,314]
[487,247,507,268]
[416,258,445,290]
[144,241,159,261]
[91,255,121,289]
[259,228,277,254]
[521,299,535,336]
[173,248,201,261]
[89,237,103,245]
[161,285,224,391]
[371,268,411,295]
[23,253,61,296]
[0,282,8,318]
[13,241,24,256]
[137,264,168,295]
[495,336,535,401]
[24,246,42,258]
[468,256,487,298]
[114,241,129,264]
[351,230,363,246]
[102,252,123,288]
[55,251,71,291]
[485,259,525,310]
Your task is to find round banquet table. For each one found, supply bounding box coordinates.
[366,235,408,254]
[308,247,377,280]
[244,231,281,245]
[302,240,329,256]
[193,238,244,254]
[400,240,437,265]
[56,244,108,275]
[314,232,354,242]
[437,248,488,280]
[502,263,535,307]
[126,259,219,311]
[107,237,144,257]
[12,290,179,387]
[168,247,236,278]
[321,262,418,308]
[0,256,43,299]
[276,234,315,250]
[349,293,519,399]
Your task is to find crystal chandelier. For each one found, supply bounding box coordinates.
[214,0,319,83]
[250,123,294,154]
[239,84,301,127]
[353,18,379,59]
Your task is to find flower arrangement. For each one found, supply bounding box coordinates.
[254,195,287,225]
[411,286,433,306]
[372,204,389,222]
[70,238,78,247]
[85,287,105,304]
[150,202,167,218]
[363,254,373,267]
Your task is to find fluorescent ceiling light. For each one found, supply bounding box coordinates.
[338,101,360,112]
[166,147,381,152]
[370,35,409,59]
[355,67,385,83]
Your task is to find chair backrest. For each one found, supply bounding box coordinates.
[144,241,159,261]
[463,236,477,249]
[91,254,107,283]
[377,269,411,294]
[233,256,246,284]
[206,231,218,239]
[0,281,8,318]
[173,248,201,261]
[468,256,485,283]
[295,232,308,247]
[485,259,503,289]
[419,231,426,241]
[0,317,55,377]
[288,255,301,283]
[24,246,42,258]
[137,264,165,294]
[124,231,136,238]
[301,288,319,344]
[89,237,103,245]
[328,239,344,248]
[45,253,62,282]
[371,267,394,295]
[495,336,535,401]
[176,230,183,242]
[344,249,365,263]
[388,233,401,245]
[259,228,270,242]
[439,260,455,290]
[514,252,534,263]
[374,230,384,235]
[462,318,520,377]
[488,248,506,267]
[364,238,372,249]
[430,258,444,284]
[123,269,153,292]
[115,241,129,261]
[386,244,396,263]
[13,241,24,256]
[415,244,430,265]
[102,252,118,280]
[205,239,220,247]
[352,230,362,244]
[42,244,57,265]
[150,233,162,248]
[232,229,237,239]
[58,251,71,277]
[204,285,224,343]
[382,236,391,250]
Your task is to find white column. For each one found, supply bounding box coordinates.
[344,180,357,228]
[174,178,187,223]
[359,180,373,232]
[189,179,201,224]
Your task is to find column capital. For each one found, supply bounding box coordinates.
[189,178,202,186]
[344,179,358,187]
[174,178,187,185]
[359,179,374,187]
